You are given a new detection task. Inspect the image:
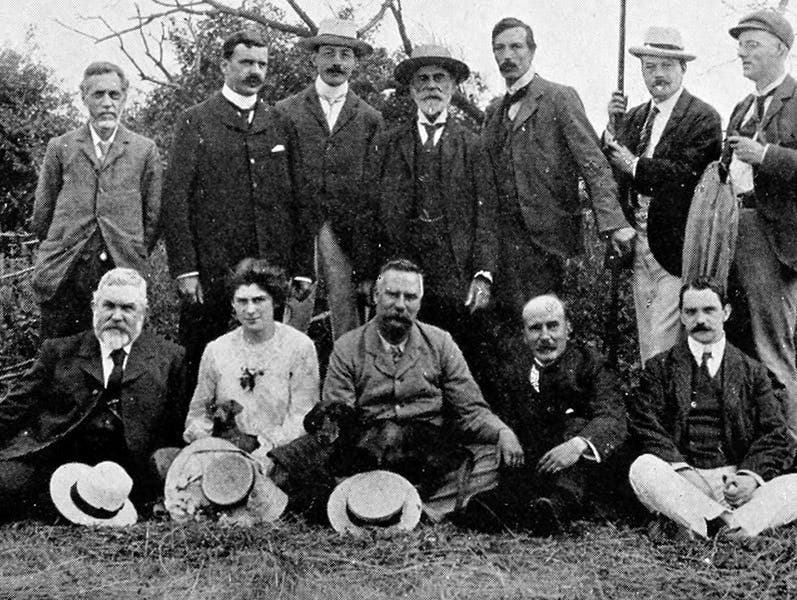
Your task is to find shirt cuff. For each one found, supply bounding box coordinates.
[761,144,770,164]
[176,271,199,280]
[670,461,692,472]
[577,436,601,463]
[736,469,764,487]
[473,271,493,284]
[293,276,312,284]
[632,157,640,178]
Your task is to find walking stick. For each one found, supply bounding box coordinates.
[604,0,627,368]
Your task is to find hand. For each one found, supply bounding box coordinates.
[606,90,628,135]
[536,437,587,474]
[728,135,766,165]
[723,473,759,508]
[356,279,374,305]
[678,467,714,498]
[496,428,525,468]
[604,138,637,175]
[465,277,491,314]
[610,226,636,257]
[176,275,203,304]
[290,278,314,302]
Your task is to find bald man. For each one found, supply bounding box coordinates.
[460,295,627,534]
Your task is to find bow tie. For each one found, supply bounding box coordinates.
[504,85,529,107]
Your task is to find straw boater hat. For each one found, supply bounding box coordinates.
[327,470,422,535]
[297,18,373,57]
[164,437,287,524]
[50,461,137,527]
[629,26,696,62]
[394,45,471,85]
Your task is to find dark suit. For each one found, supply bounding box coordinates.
[0,329,186,515]
[31,124,162,338]
[274,84,382,337]
[162,92,311,385]
[483,74,629,321]
[722,75,797,425]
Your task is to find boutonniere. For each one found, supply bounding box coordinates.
[239,367,265,392]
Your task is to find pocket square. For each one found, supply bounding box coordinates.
[564,408,574,415]
[271,144,285,153]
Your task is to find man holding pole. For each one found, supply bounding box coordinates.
[604,27,722,364]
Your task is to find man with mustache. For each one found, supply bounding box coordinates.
[628,276,797,541]
[31,62,162,339]
[460,294,626,535]
[0,268,187,520]
[603,27,722,364]
[162,30,310,390]
[368,45,498,394]
[720,10,797,431]
[483,17,634,332]
[274,18,383,338]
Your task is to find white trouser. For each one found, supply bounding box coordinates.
[629,453,797,537]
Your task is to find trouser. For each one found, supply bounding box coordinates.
[629,453,797,537]
[730,209,797,429]
[178,291,234,394]
[632,232,682,364]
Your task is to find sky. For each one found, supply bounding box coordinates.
[1,0,794,128]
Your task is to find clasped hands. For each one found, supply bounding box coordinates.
[497,431,588,474]
[176,274,314,304]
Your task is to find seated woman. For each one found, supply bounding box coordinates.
[183,258,320,468]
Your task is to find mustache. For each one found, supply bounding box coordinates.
[536,342,558,351]
[499,61,517,72]
[244,75,263,86]
[652,79,670,86]
[421,93,443,101]
[325,67,346,75]
[691,324,711,333]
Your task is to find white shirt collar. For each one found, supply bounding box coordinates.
[687,334,726,365]
[506,66,536,96]
[650,87,684,115]
[417,109,448,126]
[89,123,118,147]
[377,332,407,354]
[756,71,788,97]
[315,76,349,102]
[99,339,134,361]
[222,84,258,110]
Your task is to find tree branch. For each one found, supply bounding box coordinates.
[285,0,317,33]
[358,0,393,37]
[200,0,313,36]
[389,0,412,55]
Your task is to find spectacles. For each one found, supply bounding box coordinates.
[738,40,763,51]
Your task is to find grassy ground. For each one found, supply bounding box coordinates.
[1,517,797,599]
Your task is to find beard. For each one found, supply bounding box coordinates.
[99,328,131,350]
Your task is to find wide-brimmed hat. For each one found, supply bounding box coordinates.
[297,18,373,57]
[629,27,696,62]
[50,461,137,527]
[729,9,794,49]
[327,470,422,535]
[165,437,287,525]
[394,45,471,85]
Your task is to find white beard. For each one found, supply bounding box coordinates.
[99,328,132,351]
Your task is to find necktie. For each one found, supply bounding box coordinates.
[635,105,659,157]
[98,140,111,162]
[739,89,775,138]
[106,348,126,401]
[390,345,403,364]
[322,95,344,129]
[700,351,712,379]
[422,123,444,150]
[503,85,528,117]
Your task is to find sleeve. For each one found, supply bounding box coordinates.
[556,86,629,234]
[31,137,63,240]
[439,332,509,443]
[576,351,627,459]
[757,143,797,191]
[351,126,388,282]
[141,139,163,252]
[321,340,359,407]
[163,344,188,447]
[0,339,57,439]
[471,136,499,274]
[162,110,200,278]
[628,358,686,463]
[182,343,217,443]
[268,337,320,447]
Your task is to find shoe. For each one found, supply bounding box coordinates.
[646,515,695,543]
[527,497,563,537]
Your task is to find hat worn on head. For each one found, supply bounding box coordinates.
[327,470,422,535]
[394,45,471,85]
[729,9,794,49]
[50,461,137,527]
[629,27,696,61]
[297,18,373,57]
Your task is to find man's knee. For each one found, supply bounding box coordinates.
[628,453,667,488]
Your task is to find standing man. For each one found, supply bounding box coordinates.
[162,30,311,387]
[604,27,722,363]
[274,18,383,338]
[483,17,634,326]
[722,10,797,429]
[371,45,498,384]
[628,276,797,540]
[31,62,162,339]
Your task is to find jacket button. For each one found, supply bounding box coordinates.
[690,401,697,408]
[250,158,255,164]
[92,389,99,395]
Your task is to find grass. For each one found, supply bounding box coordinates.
[2,517,797,599]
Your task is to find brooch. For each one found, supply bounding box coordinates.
[239,367,264,392]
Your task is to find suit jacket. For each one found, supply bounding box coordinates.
[162,92,312,301]
[614,90,722,276]
[628,340,796,481]
[367,118,498,293]
[31,124,162,301]
[722,74,797,271]
[482,75,628,259]
[274,85,382,272]
[498,343,626,461]
[0,329,187,492]
[322,319,509,443]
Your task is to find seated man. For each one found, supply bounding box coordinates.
[0,268,187,520]
[270,258,524,518]
[462,294,626,534]
[629,276,797,540]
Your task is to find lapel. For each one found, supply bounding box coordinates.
[365,321,397,378]
[249,98,271,134]
[304,86,331,134]
[394,323,423,380]
[670,341,694,414]
[720,343,744,419]
[513,75,543,131]
[331,90,358,135]
[760,74,797,132]
[210,92,250,133]
[76,331,104,387]
[398,120,417,180]
[76,124,101,170]
[731,94,756,131]
[99,125,130,172]
[655,90,692,153]
[122,330,157,385]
